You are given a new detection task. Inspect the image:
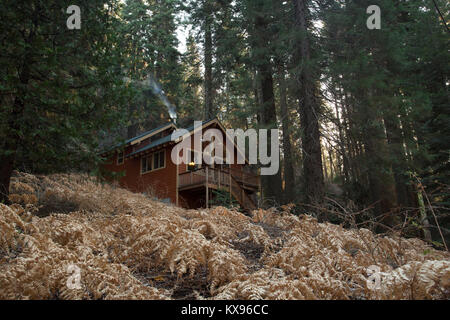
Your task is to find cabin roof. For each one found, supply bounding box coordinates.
[124,123,173,145]
[116,117,249,164]
[127,118,215,158]
[102,122,176,154]
[127,133,173,158]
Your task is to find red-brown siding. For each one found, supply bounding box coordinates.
[101,121,248,207]
[103,145,178,203]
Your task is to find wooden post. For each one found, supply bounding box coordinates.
[206,166,209,208]
[229,168,232,205]
[176,162,179,206]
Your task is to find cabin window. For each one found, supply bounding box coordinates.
[117,151,124,165]
[153,150,165,170]
[141,150,165,174]
[141,156,151,173]
[187,149,202,171]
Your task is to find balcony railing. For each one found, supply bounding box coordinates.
[178,167,259,190]
[178,166,258,210]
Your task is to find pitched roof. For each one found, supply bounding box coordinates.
[183,118,215,133]
[102,122,175,154]
[124,122,176,146]
[127,133,173,158]
[127,118,216,158]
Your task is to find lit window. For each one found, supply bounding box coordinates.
[187,149,201,171]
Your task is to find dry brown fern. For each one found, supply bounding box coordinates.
[1,172,448,300]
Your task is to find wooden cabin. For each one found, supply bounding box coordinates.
[101,118,260,212]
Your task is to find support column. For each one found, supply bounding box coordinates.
[176,162,179,206]
[206,166,209,208]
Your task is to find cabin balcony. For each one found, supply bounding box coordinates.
[178,167,259,211]
[178,167,259,191]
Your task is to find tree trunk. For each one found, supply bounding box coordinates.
[328,149,334,180]
[0,154,15,204]
[384,113,410,207]
[360,93,398,227]
[277,63,295,203]
[0,92,28,204]
[341,90,359,185]
[252,11,282,205]
[322,151,329,182]
[334,90,350,185]
[203,4,214,119]
[0,27,34,203]
[292,0,324,204]
[127,103,139,139]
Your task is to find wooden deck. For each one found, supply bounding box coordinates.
[178,167,259,211]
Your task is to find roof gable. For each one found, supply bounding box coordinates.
[126,123,176,146]
[128,118,249,163]
[102,122,176,155]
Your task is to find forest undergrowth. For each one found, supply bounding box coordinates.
[1,172,449,300]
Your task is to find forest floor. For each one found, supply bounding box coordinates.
[0,172,449,300]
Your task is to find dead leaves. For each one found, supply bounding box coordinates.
[1,172,449,300]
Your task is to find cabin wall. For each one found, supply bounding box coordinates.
[177,126,246,174]
[101,121,253,208]
[102,145,177,204]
